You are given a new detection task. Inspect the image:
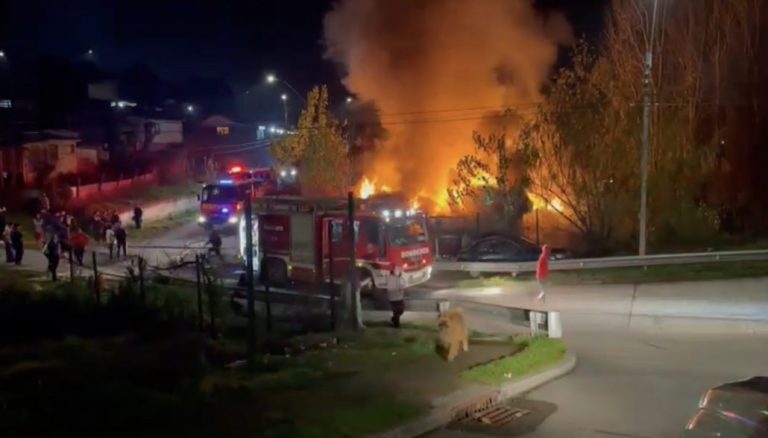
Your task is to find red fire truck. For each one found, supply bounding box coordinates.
[238,196,433,289]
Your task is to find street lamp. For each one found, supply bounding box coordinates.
[638,0,660,256]
[0,50,5,58]
[264,72,306,104]
[346,96,353,104]
[186,104,195,113]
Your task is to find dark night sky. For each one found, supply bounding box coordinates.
[0,0,608,117]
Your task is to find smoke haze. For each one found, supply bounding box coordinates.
[324,0,571,206]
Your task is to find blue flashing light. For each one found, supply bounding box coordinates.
[218,179,234,185]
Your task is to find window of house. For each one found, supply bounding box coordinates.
[216,126,230,136]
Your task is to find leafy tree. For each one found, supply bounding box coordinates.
[523,13,718,252]
[271,86,351,196]
[448,122,532,227]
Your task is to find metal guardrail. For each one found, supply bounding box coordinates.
[435,249,768,273]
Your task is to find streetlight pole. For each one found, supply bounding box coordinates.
[280,94,288,128]
[638,0,660,256]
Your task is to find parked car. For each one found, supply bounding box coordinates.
[682,376,768,437]
[456,235,569,263]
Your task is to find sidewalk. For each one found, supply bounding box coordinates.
[5,236,197,281]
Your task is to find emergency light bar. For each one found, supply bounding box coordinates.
[218,179,234,185]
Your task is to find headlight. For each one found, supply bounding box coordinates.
[228,216,239,224]
[198,215,207,223]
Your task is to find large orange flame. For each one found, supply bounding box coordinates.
[360,176,376,199]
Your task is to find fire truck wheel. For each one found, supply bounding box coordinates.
[264,257,288,285]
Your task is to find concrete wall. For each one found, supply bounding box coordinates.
[118,196,197,225]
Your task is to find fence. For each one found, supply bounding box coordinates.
[52,246,558,342]
[68,171,157,200]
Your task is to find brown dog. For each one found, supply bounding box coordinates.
[436,309,469,362]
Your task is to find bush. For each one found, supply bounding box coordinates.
[652,201,721,250]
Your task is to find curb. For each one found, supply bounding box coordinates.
[372,352,577,438]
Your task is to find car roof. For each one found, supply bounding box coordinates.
[473,235,536,246]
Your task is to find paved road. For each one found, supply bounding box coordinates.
[415,280,768,437]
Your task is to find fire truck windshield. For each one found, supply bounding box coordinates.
[201,185,242,203]
[387,216,428,247]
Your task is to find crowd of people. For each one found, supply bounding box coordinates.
[0,203,135,282]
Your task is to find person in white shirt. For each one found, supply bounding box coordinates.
[105,225,116,260]
[386,266,406,328]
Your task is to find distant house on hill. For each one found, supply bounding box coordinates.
[0,129,88,186]
[186,115,278,171]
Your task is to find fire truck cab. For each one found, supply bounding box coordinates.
[238,196,433,289]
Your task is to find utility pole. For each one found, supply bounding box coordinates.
[244,194,256,364]
[328,220,337,330]
[639,0,660,256]
[347,191,362,330]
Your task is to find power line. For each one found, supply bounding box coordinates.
[376,102,542,118]
[194,139,271,151]
[210,142,273,155]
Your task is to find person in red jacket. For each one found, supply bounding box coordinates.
[69,228,90,266]
[536,244,550,303]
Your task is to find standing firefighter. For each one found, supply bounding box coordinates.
[536,244,550,302]
[207,228,222,256]
[386,266,406,328]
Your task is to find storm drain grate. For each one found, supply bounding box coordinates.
[464,405,531,427]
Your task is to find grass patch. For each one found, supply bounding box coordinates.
[0,276,436,437]
[461,337,567,385]
[84,183,199,212]
[458,260,768,287]
[130,210,198,242]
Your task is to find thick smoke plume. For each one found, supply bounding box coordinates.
[324,0,570,208]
